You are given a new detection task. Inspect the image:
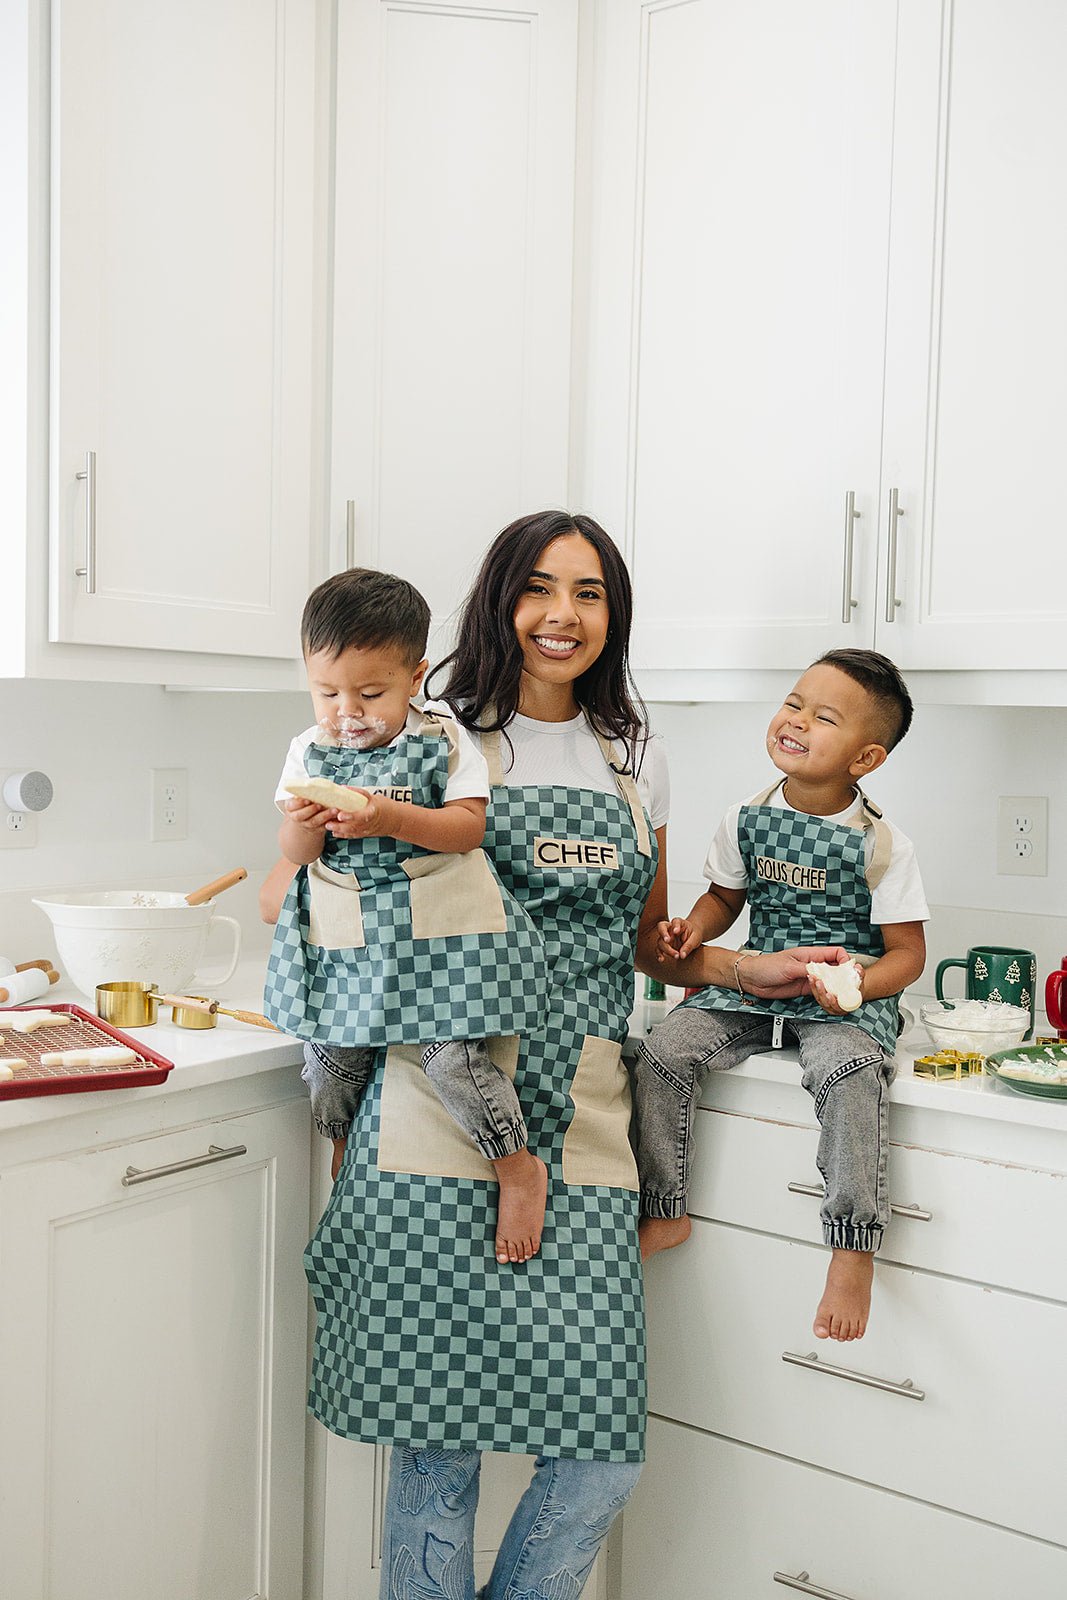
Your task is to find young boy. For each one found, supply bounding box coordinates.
[634,649,928,1341]
[263,568,549,1265]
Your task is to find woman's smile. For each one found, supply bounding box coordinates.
[512,533,610,706]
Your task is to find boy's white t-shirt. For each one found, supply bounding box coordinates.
[275,699,490,812]
[704,785,929,927]
[472,710,670,829]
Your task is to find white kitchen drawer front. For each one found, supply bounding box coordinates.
[644,1220,1067,1545]
[622,1418,1067,1600]
[687,1106,1067,1300]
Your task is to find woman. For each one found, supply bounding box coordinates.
[300,511,839,1598]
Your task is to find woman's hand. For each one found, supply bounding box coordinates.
[739,946,851,1000]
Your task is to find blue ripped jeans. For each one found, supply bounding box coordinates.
[380,1446,641,1600]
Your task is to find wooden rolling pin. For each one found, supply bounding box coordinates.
[0,965,61,1006]
[184,868,248,907]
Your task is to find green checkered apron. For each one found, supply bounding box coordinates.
[263,708,547,1045]
[682,779,899,1054]
[303,720,658,1461]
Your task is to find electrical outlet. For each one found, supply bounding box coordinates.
[996,795,1048,877]
[150,767,188,841]
[0,770,39,848]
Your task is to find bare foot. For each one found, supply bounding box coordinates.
[639,1215,692,1261]
[492,1149,548,1264]
[814,1249,874,1341]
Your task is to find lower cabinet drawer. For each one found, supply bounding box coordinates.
[686,1105,1067,1301]
[644,1219,1067,1546]
[620,1419,1067,1600]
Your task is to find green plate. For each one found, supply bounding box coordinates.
[984,1043,1067,1100]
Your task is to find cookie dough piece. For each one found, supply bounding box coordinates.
[40,1047,138,1067]
[0,1010,68,1033]
[0,1058,28,1079]
[285,778,369,813]
[806,959,864,1012]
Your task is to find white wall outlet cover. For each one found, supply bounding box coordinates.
[996,795,1048,877]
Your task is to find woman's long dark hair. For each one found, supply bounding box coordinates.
[427,510,651,774]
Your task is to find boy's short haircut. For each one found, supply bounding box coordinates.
[301,568,431,665]
[812,648,913,751]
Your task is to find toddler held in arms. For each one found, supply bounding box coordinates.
[633,649,928,1341]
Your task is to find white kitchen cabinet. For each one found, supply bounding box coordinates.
[0,1094,310,1600]
[328,0,578,660]
[579,0,1067,682]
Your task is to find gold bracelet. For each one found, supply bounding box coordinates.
[733,952,754,1004]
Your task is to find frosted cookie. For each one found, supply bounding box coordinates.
[806,959,863,1012]
[0,1058,28,1079]
[40,1047,138,1067]
[0,1010,68,1033]
[285,778,369,812]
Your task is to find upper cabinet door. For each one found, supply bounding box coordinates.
[330,0,578,655]
[881,0,1067,669]
[580,0,898,672]
[50,0,316,658]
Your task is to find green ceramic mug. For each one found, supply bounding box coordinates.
[935,945,1037,1040]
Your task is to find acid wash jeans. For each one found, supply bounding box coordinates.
[301,1038,528,1158]
[380,1446,641,1600]
[633,1008,895,1252]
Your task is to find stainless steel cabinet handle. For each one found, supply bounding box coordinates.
[774,1571,860,1599]
[782,1349,925,1401]
[74,449,97,593]
[884,486,903,621]
[121,1142,247,1187]
[840,490,860,623]
[345,500,356,568]
[787,1181,931,1222]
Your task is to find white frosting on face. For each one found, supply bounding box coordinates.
[806,959,863,1011]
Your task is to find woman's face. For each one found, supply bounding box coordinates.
[512,534,611,692]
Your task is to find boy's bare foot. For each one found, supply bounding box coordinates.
[639,1214,692,1261]
[492,1149,548,1264]
[814,1249,874,1341]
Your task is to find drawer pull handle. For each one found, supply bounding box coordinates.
[787,1181,932,1222]
[782,1349,925,1402]
[74,449,97,593]
[774,1571,859,1599]
[840,490,860,623]
[122,1142,247,1187]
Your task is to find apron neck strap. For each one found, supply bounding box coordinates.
[415,705,460,779]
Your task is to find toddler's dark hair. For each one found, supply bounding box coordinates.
[301,568,430,665]
[812,648,913,750]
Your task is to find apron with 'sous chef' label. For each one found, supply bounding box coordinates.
[303,719,658,1461]
[263,707,547,1044]
[681,779,900,1055]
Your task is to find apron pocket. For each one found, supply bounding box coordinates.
[377,1038,520,1178]
[307,860,366,950]
[561,1035,640,1192]
[401,848,508,940]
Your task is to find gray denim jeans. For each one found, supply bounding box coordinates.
[302,1037,528,1160]
[633,1007,894,1252]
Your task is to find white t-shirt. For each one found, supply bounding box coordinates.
[275,700,490,812]
[703,784,928,927]
[471,710,670,829]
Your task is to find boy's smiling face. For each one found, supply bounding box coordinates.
[306,642,427,750]
[767,663,887,791]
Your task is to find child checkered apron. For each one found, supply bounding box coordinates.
[680,779,900,1054]
[303,720,658,1461]
[263,707,547,1044]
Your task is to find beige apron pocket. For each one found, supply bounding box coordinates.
[307,860,366,950]
[401,848,508,940]
[377,1038,519,1178]
[561,1035,640,1192]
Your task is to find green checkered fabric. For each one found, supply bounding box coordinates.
[683,797,899,1053]
[263,719,547,1044]
[305,778,659,1461]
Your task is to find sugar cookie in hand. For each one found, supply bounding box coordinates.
[807,959,863,1011]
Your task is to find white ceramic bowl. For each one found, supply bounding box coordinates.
[919,999,1030,1056]
[33,891,242,1001]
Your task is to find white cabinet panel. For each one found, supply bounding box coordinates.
[50,0,315,658]
[622,1419,1067,1600]
[330,0,577,648]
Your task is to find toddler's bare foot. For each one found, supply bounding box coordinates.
[639,1214,692,1261]
[814,1249,874,1341]
[492,1149,548,1264]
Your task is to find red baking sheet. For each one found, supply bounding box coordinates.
[0,1004,174,1099]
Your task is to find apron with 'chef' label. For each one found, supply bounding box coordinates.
[263,707,547,1045]
[303,720,658,1461]
[681,779,900,1055]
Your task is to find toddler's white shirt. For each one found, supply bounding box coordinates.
[474,711,670,830]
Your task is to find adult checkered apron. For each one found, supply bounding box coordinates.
[263,709,547,1044]
[303,723,658,1461]
[680,779,899,1054]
